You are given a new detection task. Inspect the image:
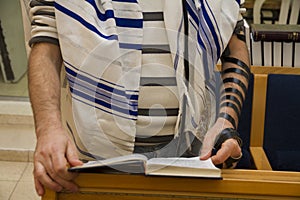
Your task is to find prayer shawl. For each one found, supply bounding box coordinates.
[45,0,243,159]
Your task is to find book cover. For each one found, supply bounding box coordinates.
[251,24,300,42]
[68,154,221,179]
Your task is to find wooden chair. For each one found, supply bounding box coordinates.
[253,0,299,24]
[249,66,300,170]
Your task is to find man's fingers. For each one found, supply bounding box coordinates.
[34,149,79,195]
[43,138,80,180]
[211,143,231,165]
[50,174,79,193]
[49,152,79,192]
[211,139,242,166]
[35,157,79,194]
[34,176,45,196]
[34,162,63,195]
[51,150,76,181]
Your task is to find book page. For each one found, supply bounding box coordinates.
[146,157,221,178]
[147,157,218,169]
[69,153,148,172]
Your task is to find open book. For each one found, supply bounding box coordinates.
[69,154,221,178]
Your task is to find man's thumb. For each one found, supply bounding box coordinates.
[66,142,82,167]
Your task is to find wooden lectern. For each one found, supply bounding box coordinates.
[42,169,300,200]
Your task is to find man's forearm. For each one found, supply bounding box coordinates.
[220,35,250,129]
[28,42,63,137]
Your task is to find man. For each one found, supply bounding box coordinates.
[28,0,250,196]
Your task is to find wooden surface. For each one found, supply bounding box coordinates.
[251,66,300,74]
[42,169,300,200]
[250,74,268,148]
[250,147,272,170]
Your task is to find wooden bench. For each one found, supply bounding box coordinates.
[42,66,300,200]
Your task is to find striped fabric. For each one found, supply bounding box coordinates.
[136,0,178,147]
[29,0,244,160]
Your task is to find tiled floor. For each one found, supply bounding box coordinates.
[0,99,37,200]
[0,161,40,200]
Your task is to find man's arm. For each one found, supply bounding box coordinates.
[29,43,62,138]
[201,20,250,168]
[28,42,82,196]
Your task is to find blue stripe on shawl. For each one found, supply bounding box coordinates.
[198,0,221,59]
[202,0,224,53]
[64,61,139,101]
[64,61,123,89]
[185,2,199,26]
[116,18,143,28]
[86,0,115,21]
[70,87,138,117]
[65,67,139,103]
[86,0,143,28]
[197,14,215,65]
[187,14,206,52]
[67,76,138,108]
[186,2,208,53]
[65,67,127,98]
[119,43,142,50]
[186,1,217,88]
[71,95,137,121]
[55,2,118,40]
[65,64,139,118]
[186,0,217,81]
[196,30,207,52]
[194,14,214,82]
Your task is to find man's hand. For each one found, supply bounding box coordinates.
[28,42,83,195]
[199,118,242,168]
[33,127,82,196]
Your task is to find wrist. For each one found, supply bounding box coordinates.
[214,128,243,151]
[34,111,64,138]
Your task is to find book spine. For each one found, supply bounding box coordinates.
[252,31,300,42]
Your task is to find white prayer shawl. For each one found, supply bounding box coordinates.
[53,0,242,159]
